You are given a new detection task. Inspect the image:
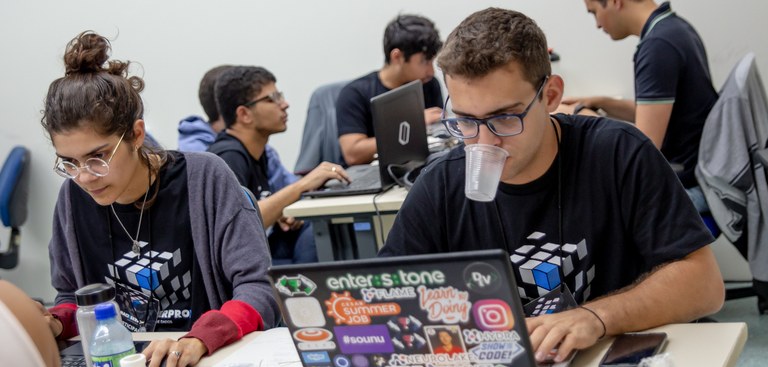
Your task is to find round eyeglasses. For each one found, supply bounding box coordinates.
[53,132,126,179]
[439,77,548,139]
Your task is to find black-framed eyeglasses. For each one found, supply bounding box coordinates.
[243,90,285,107]
[440,76,549,139]
[53,132,126,179]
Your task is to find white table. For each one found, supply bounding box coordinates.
[570,322,748,366]
[138,322,747,367]
[283,187,408,261]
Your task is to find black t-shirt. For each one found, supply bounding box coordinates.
[380,114,714,303]
[71,151,209,331]
[208,132,271,199]
[336,71,444,139]
[634,2,718,188]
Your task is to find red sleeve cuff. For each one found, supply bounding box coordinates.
[49,303,78,340]
[181,300,263,355]
[219,300,264,335]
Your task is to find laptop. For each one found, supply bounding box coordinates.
[268,249,539,367]
[304,79,430,198]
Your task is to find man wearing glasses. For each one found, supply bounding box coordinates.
[337,14,444,165]
[379,8,723,364]
[208,66,349,264]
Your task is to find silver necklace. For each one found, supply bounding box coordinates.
[110,185,150,255]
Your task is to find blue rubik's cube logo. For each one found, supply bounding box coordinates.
[509,232,595,301]
[532,262,560,291]
[106,242,191,309]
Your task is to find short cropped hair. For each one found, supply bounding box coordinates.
[198,65,233,123]
[215,66,276,128]
[437,8,550,87]
[383,14,442,64]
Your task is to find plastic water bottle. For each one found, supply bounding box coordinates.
[90,303,136,367]
[76,283,121,367]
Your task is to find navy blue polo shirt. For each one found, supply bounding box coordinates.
[634,2,718,188]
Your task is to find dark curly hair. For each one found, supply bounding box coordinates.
[215,66,276,128]
[42,31,165,207]
[42,31,145,138]
[383,14,442,64]
[437,8,551,87]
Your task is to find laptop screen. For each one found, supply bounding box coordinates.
[268,249,536,367]
[370,79,430,187]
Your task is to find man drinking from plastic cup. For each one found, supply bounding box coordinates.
[378,7,723,364]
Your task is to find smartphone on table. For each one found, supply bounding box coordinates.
[599,332,668,366]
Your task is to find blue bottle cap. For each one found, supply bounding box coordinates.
[94,303,117,321]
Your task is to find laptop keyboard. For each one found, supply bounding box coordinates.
[61,356,86,367]
[304,165,383,197]
[346,167,381,190]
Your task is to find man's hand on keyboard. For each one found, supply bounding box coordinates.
[298,162,350,192]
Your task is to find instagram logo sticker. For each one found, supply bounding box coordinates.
[472,299,514,331]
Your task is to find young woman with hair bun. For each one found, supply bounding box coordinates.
[42,31,279,367]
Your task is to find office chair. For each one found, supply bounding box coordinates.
[0,146,30,269]
[696,53,768,314]
[294,80,349,174]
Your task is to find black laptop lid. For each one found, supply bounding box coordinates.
[370,80,430,187]
[268,249,536,367]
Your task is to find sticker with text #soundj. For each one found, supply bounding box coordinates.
[273,260,531,366]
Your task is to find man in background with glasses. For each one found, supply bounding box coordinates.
[379,8,723,364]
[177,65,298,195]
[208,66,349,264]
[337,14,444,166]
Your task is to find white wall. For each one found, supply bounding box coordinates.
[1,0,766,301]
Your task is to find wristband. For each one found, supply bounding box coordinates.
[580,305,607,339]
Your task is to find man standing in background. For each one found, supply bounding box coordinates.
[562,0,717,211]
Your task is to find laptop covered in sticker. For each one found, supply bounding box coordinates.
[267,249,537,367]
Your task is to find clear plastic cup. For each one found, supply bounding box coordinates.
[464,144,509,202]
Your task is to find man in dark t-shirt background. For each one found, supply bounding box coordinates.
[336,14,444,165]
[560,0,718,212]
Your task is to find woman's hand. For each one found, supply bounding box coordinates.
[143,337,208,367]
[35,302,62,338]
